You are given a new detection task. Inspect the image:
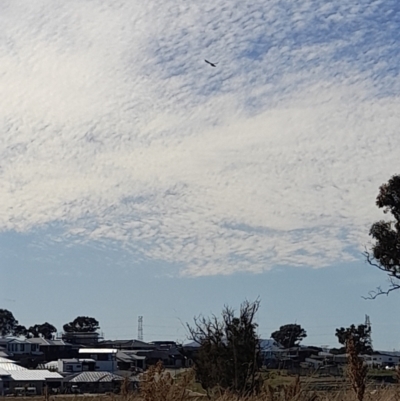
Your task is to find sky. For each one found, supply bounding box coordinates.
[1,0,400,350]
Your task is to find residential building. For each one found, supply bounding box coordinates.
[27,338,76,362]
[78,349,117,372]
[0,337,41,357]
[259,339,284,368]
[98,339,154,351]
[60,331,102,346]
[116,350,146,371]
[0,357,62,396]
[0,338,43,368]
[56,358,96,373]
[64,371,137,394]
[364,351,400,368]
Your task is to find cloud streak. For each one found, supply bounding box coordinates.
[1,0,400,276]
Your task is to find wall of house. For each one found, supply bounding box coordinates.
[8,381,44,396]
[58,360,83,373]
[80,352,117,372]
[366,354,400,367]
[94,359,117,372]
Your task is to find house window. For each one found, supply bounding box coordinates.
[20,344,25,352]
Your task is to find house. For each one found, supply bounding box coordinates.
[127,341,186,368]
[259,339,284,368]
[98,339,186,368]
[0,339,43,368]
[64,371,136,394]
[0,357,63,396]
[147,341,186,368]
[61,331,102,346]
[364,351,400,368]
[2,370,64,395]
[0,337,41,357]
[78,349,118,372]
[27,337,76,362]
[116,350,146,371]
[56,358,96,373]
[98,339,154,351]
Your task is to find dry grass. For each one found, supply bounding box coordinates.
[140,361,197,401]
[346,339,368,401]
[1,385,400,401]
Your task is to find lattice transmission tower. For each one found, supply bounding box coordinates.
[365,314,372,349]
[138,316,143,341]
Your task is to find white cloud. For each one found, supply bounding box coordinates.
[0,0,399,276]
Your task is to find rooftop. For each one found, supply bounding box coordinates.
[98,339,154,349]
[28,338,70,346]
[7,370,63,381]
[0,368,11,377]
[79,348,117,354]
[67,371,124,383]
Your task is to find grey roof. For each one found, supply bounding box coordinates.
[259,339,284,352]
[0,337,30,344]
[183,341,200,348]
[68,372,124,383]
[117,351,146,362]
[98,339,154,349]
[27,338,70,346]
[373,350,400,357]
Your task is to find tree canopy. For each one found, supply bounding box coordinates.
[63,316,100,333]
[0,309,20,336]
[27,322,57,339]
[187,300,262,396]
[335,324,372,354]
[271,324,307,348]
[367,174,400,297]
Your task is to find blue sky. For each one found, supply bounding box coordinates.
[1,0,400,350]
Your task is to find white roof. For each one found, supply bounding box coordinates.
[8,370,63,381]
[0,357,14,363]
[0,363,26,371]
[44,361,59,369]
[79,348,117,354]
[259,339,283,351]
[0,368,11,376]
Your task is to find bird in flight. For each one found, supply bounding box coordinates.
[204,59,217,67]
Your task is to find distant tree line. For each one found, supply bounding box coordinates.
[0,309,100,339]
